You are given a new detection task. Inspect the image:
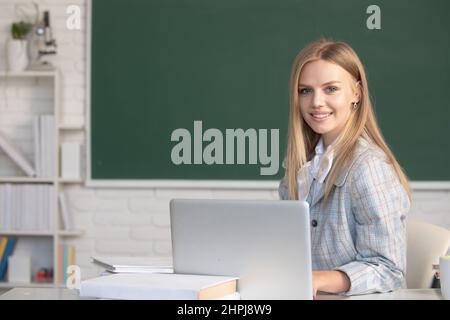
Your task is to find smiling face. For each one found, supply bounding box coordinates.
[298,59,360,147]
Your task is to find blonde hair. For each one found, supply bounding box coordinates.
[285,38,411,202]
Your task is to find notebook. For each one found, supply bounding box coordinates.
[91,256,173,274]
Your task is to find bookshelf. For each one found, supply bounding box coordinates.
[0,177,54,183]
[0,70,84,288]
[0,71,56,77]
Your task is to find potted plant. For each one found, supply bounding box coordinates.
[7,21,33,72]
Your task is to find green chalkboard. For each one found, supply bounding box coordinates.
[90,0,450,181]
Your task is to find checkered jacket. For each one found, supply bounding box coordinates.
[279,138,410,295]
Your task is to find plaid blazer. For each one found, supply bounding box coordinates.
[279,137,410,295]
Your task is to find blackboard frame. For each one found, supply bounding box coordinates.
[85,0,450,190]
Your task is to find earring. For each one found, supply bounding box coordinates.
[352,102,358,110]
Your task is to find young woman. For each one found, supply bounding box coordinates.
[279,39,411,297]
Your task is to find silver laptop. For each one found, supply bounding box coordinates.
[170,199,313,300]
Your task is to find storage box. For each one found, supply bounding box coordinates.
[7,255,31,283]
[60,143,81,179]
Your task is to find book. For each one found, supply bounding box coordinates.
[58,244,76,285]
[63,244,68,284]
[58,244,63,284]
[69,245,75,268]
[0,130,35,177]
[36,115,55,177]
[46,115,55,177]
[41,115,49,177]
[33,117,41,176]
[79,273,239,300]
[59,192,74,230]
[0,237,17,280]
[0,237,7,263]
[91,256,173,274]
[39,116,47,177]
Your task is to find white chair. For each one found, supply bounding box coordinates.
[406,219,450,288]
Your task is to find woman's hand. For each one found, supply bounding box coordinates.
[312,271,325,298]
[312,270,351,298]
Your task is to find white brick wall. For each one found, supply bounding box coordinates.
[0,0,449,282]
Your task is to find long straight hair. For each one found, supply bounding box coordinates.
[285,38,411,202]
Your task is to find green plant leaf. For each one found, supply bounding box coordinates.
[11,21,33,40]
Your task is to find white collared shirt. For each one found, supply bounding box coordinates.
[297,138,334,201]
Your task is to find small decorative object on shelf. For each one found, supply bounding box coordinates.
[61,143,81,180]
[7,255,31,283]
[7,21,33,72]
[23,3,58,71]
[35,268,53,283]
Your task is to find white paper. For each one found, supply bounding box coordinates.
[91,256,173,273]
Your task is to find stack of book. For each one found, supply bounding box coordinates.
[0,184,53,231]
[82,256,239,300]
[80,273,239,300]
[0,237,18,281]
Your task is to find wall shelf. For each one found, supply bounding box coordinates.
[0,231,54,237]
[0,282,62,288]
[59,124,85,131]
[58,178,84,184]
[0,70,57,77]
[0,177,54,183]
[58,230,84,237]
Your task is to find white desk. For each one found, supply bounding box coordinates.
[316,289,443,300]
[0,287,444,300]
[0,287,94,300]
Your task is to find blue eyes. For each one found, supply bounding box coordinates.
[299,88,312,95]
[325,86,338,93]
[298,86,339,95]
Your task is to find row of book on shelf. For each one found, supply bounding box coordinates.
[0,184,74,231]
[0,114,81,179]
[58,243,75,285]
[0,237,18,281]
[0,184,53,231]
